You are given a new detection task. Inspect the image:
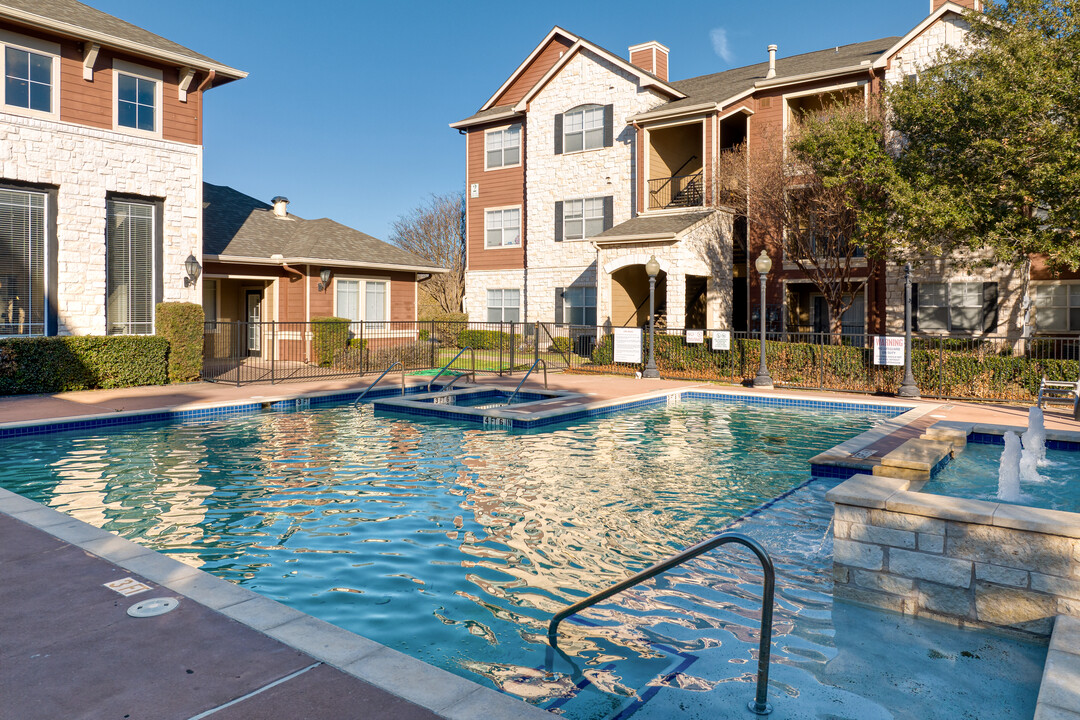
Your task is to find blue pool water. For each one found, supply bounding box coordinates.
[0,399,1046,719]
[922,441,1080,512]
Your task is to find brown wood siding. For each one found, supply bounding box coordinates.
[0,22,205,145]
[704,115,713,205]
[493,35,574,107]
[630,49,654,75]
[466,124,525,272]
[655,50,668,83]
[636,125,645,213]
[390,272,417,321]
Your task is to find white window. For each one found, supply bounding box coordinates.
[563,286,596,325]
[485,125,520,169]
[486,289,520,323]
[485,208,520,248]
[106,199,156,335]
[917,282,993,333]
[113,60,161,136]
[336,278,389,329]
[564,105,604,153]
[564,198,605,240]
[1034,284,1080,333]
[0,188,46,336]
[0,31,59,119]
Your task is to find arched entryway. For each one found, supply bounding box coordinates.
[610,264,666,328]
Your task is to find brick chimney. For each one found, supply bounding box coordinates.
[628,41,669,82]
[931,0,982,12]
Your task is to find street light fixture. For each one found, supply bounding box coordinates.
[897,262,921,398]
[753,250,773,388]
[642,255,661,379]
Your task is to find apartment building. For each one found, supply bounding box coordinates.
[453,0,1071,340]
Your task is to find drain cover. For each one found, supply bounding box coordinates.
[127,597,179,618]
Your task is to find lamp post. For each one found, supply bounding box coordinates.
[753,250,773,388]
[897,262,921,398]
[642,255,661,379]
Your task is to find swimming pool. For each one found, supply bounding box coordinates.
[0,397,1046,718]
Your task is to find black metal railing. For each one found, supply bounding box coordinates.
[648,172,703,210]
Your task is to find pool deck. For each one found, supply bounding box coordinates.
[1,374,1077,719]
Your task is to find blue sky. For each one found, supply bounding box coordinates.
[91,0,931,241]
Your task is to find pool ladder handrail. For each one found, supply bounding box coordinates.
[427,347,475,392]
[504,358,547,406]
[353,361,405,409]
[441,371,475,392]
[547,531,776,716]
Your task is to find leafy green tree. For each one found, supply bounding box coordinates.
[888,0,1080,269]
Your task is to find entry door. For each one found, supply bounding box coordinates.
[812,296,829,334]
[245,290,262,356]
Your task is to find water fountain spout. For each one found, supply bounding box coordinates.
[997,431,1023,502]
[1022,406,1047,467]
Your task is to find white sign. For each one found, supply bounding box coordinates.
[685,330,704,344]
[613,327,643,364]
[873,336,905,366]
[470,183,479,198]
[711,331,731,351]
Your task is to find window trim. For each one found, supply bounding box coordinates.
[332,275,392,325]
[561,285,597,326]
[915,280,997,335]
[105,194,163,336]
[781,80,867,149]
[112,59,163,138]
[0,180,58,337]
[483,123,522,171]
[561,196,607,241]
[562,103,606,155]
[486,287,521,323]
[1031,281,1080,334]
[483,205,522,250]
[0,29,60,121]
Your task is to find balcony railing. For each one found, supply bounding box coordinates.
[648,172,703,210]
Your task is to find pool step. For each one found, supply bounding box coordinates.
[874,437,955,483]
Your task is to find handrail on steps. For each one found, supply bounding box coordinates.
[547,531,776,716]
[427,347,475,392]
[353,361,405,409]
[504,358,547,406]
[441,371,475,392]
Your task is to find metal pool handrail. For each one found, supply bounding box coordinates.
[547,531,776,716]
[427,347,475,392]
[353,361,405,409]
[504,358,547,406]
[441,371,475,391]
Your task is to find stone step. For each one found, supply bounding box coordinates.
[880,438,954,473]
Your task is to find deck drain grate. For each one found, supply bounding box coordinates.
[127,597,179,618]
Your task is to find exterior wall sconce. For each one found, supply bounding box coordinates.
[317,268,333,292]
[183,254,201,287]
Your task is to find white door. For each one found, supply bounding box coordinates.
[245,290,261,355]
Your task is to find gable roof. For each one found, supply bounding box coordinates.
[872,1,970,68]
[452,26,684,128]
[0,0,245,82]
[202,183,445,273]
[592,209,716,244]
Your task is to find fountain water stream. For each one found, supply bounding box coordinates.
[997,431,1023,502]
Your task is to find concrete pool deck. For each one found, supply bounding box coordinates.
[0,373,1076,719]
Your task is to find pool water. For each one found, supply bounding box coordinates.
[0,400,1046,718]
[922,441,1080,512]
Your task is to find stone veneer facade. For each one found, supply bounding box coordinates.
[464,269,526,322]
[829,474,1080,638]
[523,48,667,326]
[4,111,202,335]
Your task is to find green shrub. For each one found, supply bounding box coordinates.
[590,334,615,365]
[155,302,204,382]
[550,337,571,354]
[367,341,431,370]
[311,316,350,367]
[456,329,520,351]
[0,336,169,395]
[422,312,468,345]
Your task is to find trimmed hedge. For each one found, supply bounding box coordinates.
[156,302,204,382]
[456,328,531,352]
[0,336,169,395]
[550,337,571,354]
[311,316,350,367]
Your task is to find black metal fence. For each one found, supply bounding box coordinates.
[202,320,1079,403]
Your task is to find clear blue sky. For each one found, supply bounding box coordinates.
[91,0,931,242]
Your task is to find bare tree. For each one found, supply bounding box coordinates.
[390,192,465,316]
[715,99,896,336]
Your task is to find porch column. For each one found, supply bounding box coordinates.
[666,271,686,330]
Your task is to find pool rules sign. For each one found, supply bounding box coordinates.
[873,336,905,366]
[613,327,642,364]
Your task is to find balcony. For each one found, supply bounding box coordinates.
[648,173,704,210]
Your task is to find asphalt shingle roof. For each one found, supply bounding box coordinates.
[203,183,444,272]
[0,0,242,74]
[594,210,715,240]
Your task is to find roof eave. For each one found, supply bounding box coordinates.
[753,63,873,90]
[592,233,678,245]
[448,109,524,130]
[480,27,579,112]
[205,254,447,274]
[0,6,247,81]
[629,101,718,124]
[872,2,968,69]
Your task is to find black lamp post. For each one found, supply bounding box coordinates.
[753,250,773,388]
[897,262,921,398]
[642,255,660,379]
